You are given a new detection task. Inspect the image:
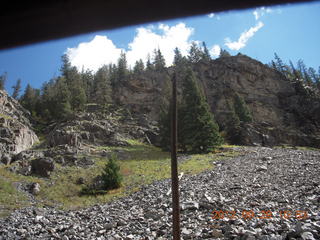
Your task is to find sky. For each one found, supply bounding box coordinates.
[0,1,320,95]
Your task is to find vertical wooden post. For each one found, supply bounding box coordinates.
[171,73,180,239]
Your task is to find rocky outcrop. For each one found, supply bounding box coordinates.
[116,54,320,147]
[47,107,159,148]
[31,157,55,178]
[0,90,38,162]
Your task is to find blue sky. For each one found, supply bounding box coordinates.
[0,1,319,95]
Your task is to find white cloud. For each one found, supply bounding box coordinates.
[208,13,215,18]
[210,45,221,57]
[127,23,193,67]
[252,6,281,20]
[66,35,123,72]
[224,21,264,51]
[66,23,194,71]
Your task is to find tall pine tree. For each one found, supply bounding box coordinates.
[153,49,166,71]
[12,79,22,99]
[179,68,222,153]
[233,93,252,123]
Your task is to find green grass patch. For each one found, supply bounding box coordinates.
[0,113,13,120]
[0,141,240,212]
[0,176,28,218]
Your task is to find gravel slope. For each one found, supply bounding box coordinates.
[0,147,319,240]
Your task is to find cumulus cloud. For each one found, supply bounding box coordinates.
[127,23,193,67]
[210,45,221,57]
[66,35,123,72]
[66,23,194,71]
[224,21,264,51]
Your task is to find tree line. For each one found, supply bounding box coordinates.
[0,41,215,122]
[270,53,320,89]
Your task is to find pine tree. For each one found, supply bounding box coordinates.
[12,79,22,99]
[201,42,211,61]
[133,59,145,74]
[289,60,302,80]
[233,93,252,123]
[219,49,231,58]
[308,67,319,84]
[20,84,39,116]
[0,72,7,90]
[179,68,222,153]
[117,51,129,82]
[225,101,241,144]
[55,77,72,119]
[93,66,112,105]
[274,53,285,74]
[146,54,154,71]
[158,105,172,151]
[101,154,122,190]
[173,47,183,66]
[153,49,166,71]
[188,42,202,63]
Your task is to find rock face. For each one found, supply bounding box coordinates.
[116,54,320,147]
[47,107,159,148]
[0,90,38,162]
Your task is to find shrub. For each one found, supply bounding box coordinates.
[101,154,122,190]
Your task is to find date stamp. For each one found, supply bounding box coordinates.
[211,210,308,220]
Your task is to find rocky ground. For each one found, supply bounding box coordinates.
[0,146,319,240]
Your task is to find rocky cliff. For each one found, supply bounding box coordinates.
[0,90,38,163]
[117,54,320,147]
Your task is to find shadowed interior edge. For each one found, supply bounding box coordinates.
[0,0,311,50]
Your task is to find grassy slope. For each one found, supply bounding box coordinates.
[0,140,239,215]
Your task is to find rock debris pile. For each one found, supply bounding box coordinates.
[0,147,319,239]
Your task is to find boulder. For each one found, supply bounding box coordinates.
[1,154,11,165]
[30,182,41,195]
[0,90,38,156]
[31,157,55,177]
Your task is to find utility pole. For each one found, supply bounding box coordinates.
[171,72,180,239]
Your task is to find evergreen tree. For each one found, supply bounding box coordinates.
[158,105,172,151]
[133,59,145,74]
[0,72,7,90]
[297,59,312,84]
[219,49,231,58]
[173,47,183,66]
[153,49,166,71]
[101,154,122,190]
[70,81,87,111]
[201,42,211,61]
[12,79,22,99]
[60,54,72,78]
[93,66,112,104]
[20,84,39,116]
[55,77,72,119]
[233,93,252,123]
[188,42,202,63]
[308,67,319,84]
[225,100,241,144]
[273,53,285,74]
[179,68,222,153]
[81,69,94,102]
[117,51,129,82]
[173,47,188,77]
[289,60,302,80]
[146,54,154,71]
